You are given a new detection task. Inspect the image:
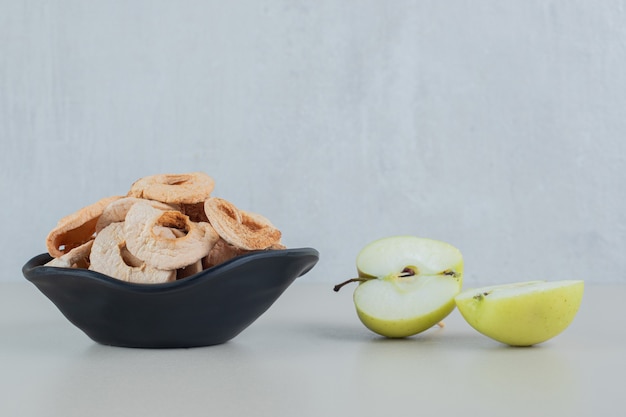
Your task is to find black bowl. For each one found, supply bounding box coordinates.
[22,248,319,348]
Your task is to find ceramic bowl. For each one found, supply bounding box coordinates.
[22,248,319,348]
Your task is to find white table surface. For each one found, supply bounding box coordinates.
[1,280,623,417]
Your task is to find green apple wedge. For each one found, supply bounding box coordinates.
[455,280,584,346]
[334,236,464,338]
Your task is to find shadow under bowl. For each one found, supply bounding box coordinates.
[22,248,319,348]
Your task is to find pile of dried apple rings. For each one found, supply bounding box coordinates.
[45,172,284,284]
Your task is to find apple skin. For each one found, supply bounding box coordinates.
[351,236,464,338]
[455,280,584,346]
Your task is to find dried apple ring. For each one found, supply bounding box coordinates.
[204,198,282,250]
[202,238,250,269]
[127,172,215,204]
[124,201,219,270]
[180,202,209,223]
[45,240,94,269]
[88,222,175,284]
[46,195,123,258]
[176,260,203,280]
[95,197,177,233]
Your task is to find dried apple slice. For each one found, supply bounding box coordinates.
[46,195,123,257]
[124,201,219,270]
[127,172,214,204]
[88,222,176,284]
[204,198,281,250]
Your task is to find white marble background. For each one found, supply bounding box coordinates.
[2,0,625,284]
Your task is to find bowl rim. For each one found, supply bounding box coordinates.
[23,247,319,293]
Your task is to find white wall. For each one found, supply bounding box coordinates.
[2,0,625,285]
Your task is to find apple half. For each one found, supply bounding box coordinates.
[454,280,584,346]
[335,236,464,338]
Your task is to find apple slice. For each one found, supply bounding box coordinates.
[335,236,463,338]
[454,280,584,346]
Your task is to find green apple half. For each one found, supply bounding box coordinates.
[455,280,584,346]
[335,236,464,338]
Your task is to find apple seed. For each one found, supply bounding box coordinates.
[400,267,416,277]
[473,291,492,301]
